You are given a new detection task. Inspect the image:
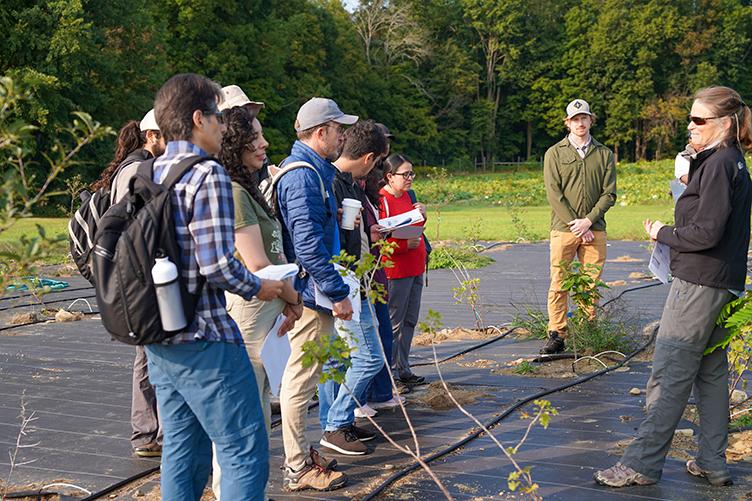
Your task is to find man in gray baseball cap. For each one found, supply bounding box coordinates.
[275,97,358,491]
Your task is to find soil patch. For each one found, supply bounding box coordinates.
[415,381,489,410]
[612,433,696,462]
[413,326,502,346]
[456,358,499,369]
[495,356,616,379]
[728,430,752,462]
[10,312,40,325]
[0,478,83,500]
[608,255,644,263]
[628,272,652,280]
[605,280,628,287]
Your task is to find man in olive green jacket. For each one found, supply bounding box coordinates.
[541,99,616,354]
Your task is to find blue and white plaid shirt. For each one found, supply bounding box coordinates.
[153,141,261,344]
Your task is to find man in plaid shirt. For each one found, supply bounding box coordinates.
[145,73,284,500]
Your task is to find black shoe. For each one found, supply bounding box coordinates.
[395,380,412,394]
[540,331,565,355]
[348,424,376,442]
[320,428,368,455]
[399,374,426,386]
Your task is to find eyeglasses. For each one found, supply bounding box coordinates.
[393,171,416,180]
[688,115,720,126]
[203,109,224,124]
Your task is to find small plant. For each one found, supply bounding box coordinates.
[3,391,39,499]
[558,260,608,358]
[505,204,534,243]
[514,361,538,375]
[428,245,493,270]
[420,309,555,500]
[452,277,482,330]
[511,305,549,340]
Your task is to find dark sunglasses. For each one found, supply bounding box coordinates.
[687,115,720,126]
[392,171,416,179]
[203,109,224,124]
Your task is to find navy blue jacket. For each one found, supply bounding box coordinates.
[277,141,349,309]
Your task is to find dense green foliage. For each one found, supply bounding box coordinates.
[2,0,751,197]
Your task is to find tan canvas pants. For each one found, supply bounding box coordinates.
[547,230,607,335]
[279,306,334,470]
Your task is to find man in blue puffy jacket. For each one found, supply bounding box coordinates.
[277,97,358,491]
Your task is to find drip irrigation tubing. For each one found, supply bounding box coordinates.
[410,326,518,367]
[361,325,659,501]
[0,285,94,303]
[0,293,97,313]
[80,466,160,501]
[601,280,663,308]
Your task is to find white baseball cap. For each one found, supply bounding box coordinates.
[139,109,159,131]
[566,99,592,119]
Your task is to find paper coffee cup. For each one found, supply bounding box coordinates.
[341,198,362,230]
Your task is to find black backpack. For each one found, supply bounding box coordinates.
[68,152,149,285]
[69,188,111,285]
[91,155,207,345]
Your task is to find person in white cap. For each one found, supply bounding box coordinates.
[541,99,617,355]
[276,97,358,491]
[89,109,166,458]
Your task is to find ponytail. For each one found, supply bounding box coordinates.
[92,121,144,191]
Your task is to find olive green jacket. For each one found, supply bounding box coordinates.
[543,136,616,232]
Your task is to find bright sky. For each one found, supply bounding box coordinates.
[342,0,360,13]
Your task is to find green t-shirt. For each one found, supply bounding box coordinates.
[231,182,285,266]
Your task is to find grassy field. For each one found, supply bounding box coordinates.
[0,159,679,264]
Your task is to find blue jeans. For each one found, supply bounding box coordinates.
[318,298,385,431]
[145,341,268,501]
[367,301,394,402]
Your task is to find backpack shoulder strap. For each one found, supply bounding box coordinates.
[135,157,156,180]
[407,189,417,204]
[271,161,328,203]
[162,155,216,189]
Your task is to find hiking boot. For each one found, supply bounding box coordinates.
[686,459,733,486]
[282,459,347,492]
[320,427,368,455]
[399,374,426,386]
[348,424,377,442]
[395,380,412,395]
[133,442,162,458]
[309,447,337,470]
[594,463,657,487]
[369,395,406,410]
[540,331,566,355]
[354,404,377,419]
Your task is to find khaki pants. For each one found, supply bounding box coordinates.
[212,294,284,500]
[280,306,334,470]
[547,230,607,334]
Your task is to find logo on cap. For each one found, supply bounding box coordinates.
[574,101,582,109]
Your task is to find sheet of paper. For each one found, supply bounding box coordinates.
[649,241,671,284]
[314,263,361,321]
[253,263,299,281]
[260,314,291,397]
[669,179,686,203]
[378,208,425,231]
[390,224,425,239]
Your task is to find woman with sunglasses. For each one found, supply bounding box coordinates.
[380,153,428,389]
[596,86,752,488]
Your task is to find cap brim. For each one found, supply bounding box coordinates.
[566,111,592,119]
[333,113,358,125]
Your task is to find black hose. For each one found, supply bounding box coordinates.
[410,327,517,367]
[601,280,663,308]
[0,285,94,303]
[361,326,658,501]
[0,293,97,313]
[80,466,160,501]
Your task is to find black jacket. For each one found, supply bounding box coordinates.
[333,169,368,265]
[657,145,752,290]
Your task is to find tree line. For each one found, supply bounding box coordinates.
[2,0,751,188]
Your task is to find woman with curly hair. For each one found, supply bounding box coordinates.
[220,106,303,432]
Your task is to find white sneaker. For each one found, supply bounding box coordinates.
[354,404,377,419]
[369,396,406,410]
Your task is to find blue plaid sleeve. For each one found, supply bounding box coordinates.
[188,161,261,299]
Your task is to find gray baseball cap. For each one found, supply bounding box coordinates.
[566,99,592,119]
[295,97,358,132]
